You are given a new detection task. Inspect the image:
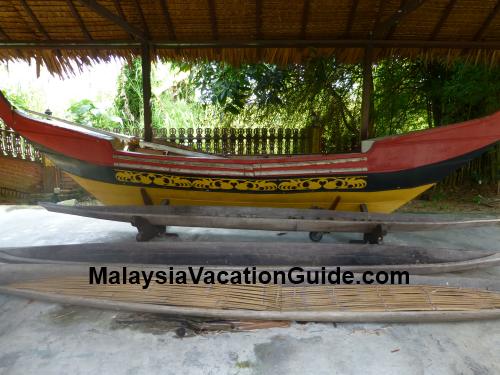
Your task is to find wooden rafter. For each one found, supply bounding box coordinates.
[300,0,310,39]
[256,0,262,39]
[112,0,134,39]
[474,0,500,40]
[112,0,127,23]
[385,0,405,39]
[159,0,176,40]
[0,25,9,40]
[208,0,218,40]
[370,0,385,37]
[66,0,92,40]
[344,0,360,37]
[78,0,148,42]
[429,0,457,40]
[132,0,150,38]
[374,0,427,39]
[20,0,50,39]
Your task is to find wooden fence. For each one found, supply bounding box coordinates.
[0,122,43,163]
[1,120,321,162]
[117,126,321,155]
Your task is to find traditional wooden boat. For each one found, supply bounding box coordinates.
[1,241,499,274]
[41,202,500,243]
[1,263,500,322]
[1,91,499,213]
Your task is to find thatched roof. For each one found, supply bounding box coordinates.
[0,0,499,74]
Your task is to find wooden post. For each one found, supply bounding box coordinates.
[141,43,153,142]
[360,46,374,141]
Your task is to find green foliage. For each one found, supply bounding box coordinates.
[66,99,122,129]
[185,58,363,151]
[113,59,206,134]
[374,59,500,130]
[2,88,44,112]
[373,59,428,135]
[439,62,500,124]
[114,59,144,132]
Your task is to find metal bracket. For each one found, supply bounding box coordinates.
[131,216,166,242]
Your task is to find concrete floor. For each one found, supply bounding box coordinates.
[0,205,499,374]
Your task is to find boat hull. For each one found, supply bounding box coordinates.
[69,172,433,212]
[45,143,489,212]
[1,90,499,213]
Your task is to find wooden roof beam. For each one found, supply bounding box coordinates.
[1,38,500,50]
[112,0,134,40]
[256,0,262,39]
[66,0,92,40]
[159,0,176,40]
[344,0,360,37]
[20,0,50,39]
[429,0,457,40]
[0,25,9,40]
[208,0,218,40]
[300,0,310,39]
[474,0,500,40]
[78,0,148,42]
[132,0,150,38]
[374,0,427,39]
[370,0,385,37]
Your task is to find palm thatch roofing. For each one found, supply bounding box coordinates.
[0,0,499,75]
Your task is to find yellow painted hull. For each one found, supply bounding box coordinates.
[69,174,434,213]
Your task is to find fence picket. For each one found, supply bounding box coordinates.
[0,120,314,167]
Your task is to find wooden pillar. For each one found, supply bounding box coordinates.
[360,46,374,141]
[141,43,153,142]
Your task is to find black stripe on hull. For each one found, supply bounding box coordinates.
[41,144,495,194]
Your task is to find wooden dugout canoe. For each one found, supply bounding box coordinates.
[1,241,499,274]
[1,91,499,213]
[1,263,500,322]
[41,202,500,234]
